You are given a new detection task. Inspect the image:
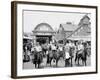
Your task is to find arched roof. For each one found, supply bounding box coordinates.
[34,23,53,31]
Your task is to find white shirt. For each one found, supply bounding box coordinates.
[77,44,84,51]
[51,44,56,50]
[31,47,35,52]
[59,46,63,51]
[69,43,75,48]
[65,52,70,59]
[35,46,42,52]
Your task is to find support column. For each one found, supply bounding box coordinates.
[52,35,55,43]
[33,35,36,45]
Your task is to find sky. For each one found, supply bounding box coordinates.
[23,10,91,33]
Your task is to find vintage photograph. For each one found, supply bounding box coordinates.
[23,10,91,69]
[11,1,97,78]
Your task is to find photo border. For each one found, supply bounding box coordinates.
[11,1,98,79]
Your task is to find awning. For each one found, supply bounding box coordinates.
[23,36,33,40]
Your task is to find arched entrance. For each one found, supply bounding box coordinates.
[36,35,52,44]
[33,23,55,44]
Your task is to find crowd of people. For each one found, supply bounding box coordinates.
[23,39,91,68]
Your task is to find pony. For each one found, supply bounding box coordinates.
[32,51,43,68]
[41,44,48,57]
[47,46,65,67]
[75,43,90,66]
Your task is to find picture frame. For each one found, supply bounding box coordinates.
[11,1,98,78]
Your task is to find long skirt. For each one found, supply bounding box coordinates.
[65,52,70,59]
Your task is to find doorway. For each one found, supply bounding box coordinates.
[36,35,52,44]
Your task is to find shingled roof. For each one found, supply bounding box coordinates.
[67,23,91,41]
[60,22,78,31]
[67,14,91,41]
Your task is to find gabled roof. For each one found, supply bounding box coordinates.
[67,24,91,41]
[78,15,90,25]
[67,14,91,40]
[81,15,90,21]
[60,22,78,31]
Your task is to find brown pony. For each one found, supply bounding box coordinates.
[32,51,43,68]
[47,46,65,67]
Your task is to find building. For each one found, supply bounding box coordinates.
[23,15,91,45]
[67,15,91,41]
[55,22,78,43]
[32,23,56,44]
